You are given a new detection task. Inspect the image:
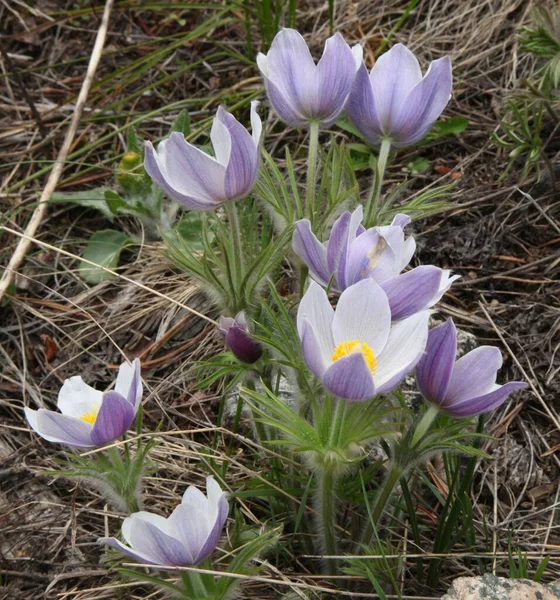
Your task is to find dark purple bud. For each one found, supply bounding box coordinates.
[218,312,262,364]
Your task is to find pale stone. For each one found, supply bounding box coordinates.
[442,574,560,600]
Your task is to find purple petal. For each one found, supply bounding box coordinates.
[336,206,365,289]
[381,266,443,320]
[127,518,194,566]
[29,409,94,448]
[326,211,352,275]
[301,319,331,378]
[292,220,330,285]
[346,62,384,146]
[99,537,159,565]
[311,32,361,124]
[444,382,527,418]
[144,134,225,210]
[224,324,262,364]
[90,391,136,446]
[415,319,457,404]
[323,353,375,401]
[260,77,308,127]
[167,503,208,563]
[391,55,452,147]
[444,346,502,406]
[390,213,411,229]
[345,228,399,286]
[194,492,228,563]
[115,358,142,409]
[297,282,335,351]
[374,310,430,393]
[369,44,423,134]
[214,107,259,200]
[332,279,391,355]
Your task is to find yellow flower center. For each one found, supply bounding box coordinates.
[79,410,99,425]
[331,340,377,374]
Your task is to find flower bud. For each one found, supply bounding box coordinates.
[120,151,142,171]
[218,312,262,364]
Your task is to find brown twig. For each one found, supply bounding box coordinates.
[0,0,115,303]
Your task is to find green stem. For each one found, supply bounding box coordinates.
[364,137,391,227]
[315,467,338,575]
[179,570,209,599]
[306,120,320,220]
[410,404,439,449]
[299,264,308,301]
[330,398,347,447]
[362,464,403,545]
[224,200,244,301]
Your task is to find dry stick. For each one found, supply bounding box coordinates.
[0,0,115,303]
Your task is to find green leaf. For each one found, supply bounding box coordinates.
[79,229,131,284]
[171,109,191,136]
[430,117,469,138]
[50,187,115,221]
[408,156,431,173]
[126,127,143,155]
[175,212,212,250]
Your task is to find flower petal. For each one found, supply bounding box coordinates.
[415,319,457,404]
[326,210,351,275]
[127,517,194,566]
[297,281,335,350]
[374,310,430,392]
[29,409,94,448]
[332,279,391,354]
[430,270,460,304]
[444,346,502,406]
[115,358,142,409]
[57,376,103,418]
[391,55,452,147]
[293,220,330,285]
[323,353,375,401]
[336,206,365,289]
[215,107,260,200]
[369,44,423,134]
[167,503,208,563]
[345,228,397,286]
[260,76,309,127]
[90,391,136,446]
[99,537,160,565]
[194,477,228,563]
[301,319,331,378]
[381,266,444,320]
[311,32,361,124]
[444,382,527,418]
[346,62,384,146]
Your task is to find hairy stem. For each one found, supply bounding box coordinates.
[306,120,320,220]
[364,137,391,227]
[224,200,244,303]
[315,466,338,575]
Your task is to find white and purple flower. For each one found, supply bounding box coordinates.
[100,477,229,566]
[346,44,452,148]
[218,311,262,364]
[24,359,142,449]
[293,206,458,320]
[416,319,527,417]
[144,101,262,210]
[257,29,362,128]
[298,279,430,401]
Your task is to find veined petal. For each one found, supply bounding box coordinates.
[144,140,222,210]
[332,279,391,354]
[323,353,375,401]
[195,477,228,563]
[415,319,457,404]
[301,319,331,378]
[374,310,430,392]
[33,409,94,448]
[345,228,398,286]
[444,382,527,418]
[430,270,460,305]
[57,376,103,418]
[128,518,194,566]
[391,55,452,146]
[326,210,352,275]
[250,100,263,146]
[122,511,169,546]
[337,206,366,289]
[297,281,335,350]
[115,358,142,409]
[215,107,260,200]
[293,220,330,285]
[390,213,411,229]
[369,44,423,134]
[382,266,444,320]
[167,503,208,563]
[346,62,384,146]
[90,391,136,446]
[444,346,502,406]
[99,537,161,565]
[312,32,362,124]
[262,77,309,127]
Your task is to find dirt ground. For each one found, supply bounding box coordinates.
[1,1,559,599]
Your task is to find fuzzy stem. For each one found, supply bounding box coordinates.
[315,466,338,575]
[361,464,403,545]
[364,137,391,227]
[410,404,439,449]
[179,570,209,599]
[306,120,320,220]
[224,200,244,300]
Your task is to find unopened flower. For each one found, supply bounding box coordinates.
[144,101,262,210]
[346,44,452,147]
[416,319,527,417]
[293,206,458,319]
[257,29,362,127]
[218,312,262,364]
[24,359,142,449]
[298,280,430,401]
[100,477,228,566]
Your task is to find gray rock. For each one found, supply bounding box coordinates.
[442,574,560,599]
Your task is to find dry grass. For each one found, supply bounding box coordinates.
[1,1,559,598]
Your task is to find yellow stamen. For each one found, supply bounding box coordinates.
[331,340,377,374]
[80,411,98,425]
